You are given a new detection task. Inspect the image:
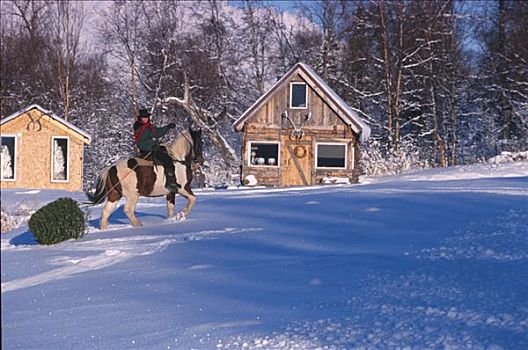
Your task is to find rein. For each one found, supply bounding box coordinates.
[89,131,196,207]
[167,131,194,163]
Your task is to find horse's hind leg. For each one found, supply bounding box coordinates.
[101,165,123,230]
[101,200,118,230]
[123,194,142,227]
[176,188,196,220]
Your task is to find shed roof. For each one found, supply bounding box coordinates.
[1,104,92,144]
[233,62,371,142]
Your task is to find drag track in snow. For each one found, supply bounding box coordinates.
[2,227,262,293]
[1,162,527,350]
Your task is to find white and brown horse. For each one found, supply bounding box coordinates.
[87,129,204,229]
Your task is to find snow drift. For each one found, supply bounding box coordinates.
[1,161,527,349]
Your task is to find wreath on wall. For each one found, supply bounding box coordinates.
[293,145,307,159]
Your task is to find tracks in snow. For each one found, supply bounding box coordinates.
[1,227,263,293]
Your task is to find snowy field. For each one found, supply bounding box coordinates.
[1,161,528,350]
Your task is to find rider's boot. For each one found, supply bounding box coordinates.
[165,171,180,192]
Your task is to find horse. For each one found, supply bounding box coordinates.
[86,129,204,230]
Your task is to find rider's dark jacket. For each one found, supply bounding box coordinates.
[133,120,171,153]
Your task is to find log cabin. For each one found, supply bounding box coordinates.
[0,104,91,191]
[233,62,371,187]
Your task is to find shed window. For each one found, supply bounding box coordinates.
[316,143,347,169]
[248,142,279,166]
[52,137,69,182]
[290,82,307,108]
[1,135,16,181]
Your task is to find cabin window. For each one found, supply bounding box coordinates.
[248,142,279,167]
[316,143,348,169]
[1,135,16,181]
[51,137,69,182]
[290,82,308,109]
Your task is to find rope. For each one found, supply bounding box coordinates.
[90,150,153,206]
[87,131,192,207]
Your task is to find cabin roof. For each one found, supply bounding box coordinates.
[1,104,92,144]
[233,62,371,142]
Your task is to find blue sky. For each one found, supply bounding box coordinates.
[229,0,299,13]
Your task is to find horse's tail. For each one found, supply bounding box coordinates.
[85,166,111,204]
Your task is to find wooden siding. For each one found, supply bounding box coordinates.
[248,74,347,130]
[238,70,364,187]
[241,125,360,186]
[0,108,86,191]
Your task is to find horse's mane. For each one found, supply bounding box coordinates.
[167,130,193,161]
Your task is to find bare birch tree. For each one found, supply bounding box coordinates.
[100,0,145,119]
[240,1,277,96]
[121,0,239,168]
[378,0,394,149]
[48,1,84,121]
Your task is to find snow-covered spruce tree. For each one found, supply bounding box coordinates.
[28,198,85,245]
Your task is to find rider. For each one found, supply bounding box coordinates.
[133,107,179,191]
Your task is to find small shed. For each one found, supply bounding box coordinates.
[0,104,91,191]
[233,62,371,187]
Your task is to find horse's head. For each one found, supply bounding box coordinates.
[189,128,204,165]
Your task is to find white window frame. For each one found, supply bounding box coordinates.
[315,142,349,170]
[289,82,308,109]
[1,134,17,181]
[51,136,70,183]
[247,141,280,167]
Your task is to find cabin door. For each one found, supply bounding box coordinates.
[281,141,312,186]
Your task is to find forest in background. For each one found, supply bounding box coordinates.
[1,0,527,187]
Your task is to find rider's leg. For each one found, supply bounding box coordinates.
[154,148,179,191]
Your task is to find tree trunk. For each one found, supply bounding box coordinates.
[51,1,83,120]
[448,4,457,166]
[130,56,138,119]
[498,0,512,141]
[378,0,393,149]
[393,2,404,149]
[425,12,447,167]
[164,77,238,168]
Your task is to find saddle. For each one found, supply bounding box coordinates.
[135,152,164,167]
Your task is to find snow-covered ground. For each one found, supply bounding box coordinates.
[2,161,527,350]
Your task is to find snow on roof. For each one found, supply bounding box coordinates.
[233,62,371,142]
[1,104,92,144]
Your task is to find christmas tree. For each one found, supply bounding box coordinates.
[1,145,13,179]
[53,140,66,180]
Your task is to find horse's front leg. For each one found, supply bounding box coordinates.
[166,192,176,219]
[176,188,196,220]
[101,199,118,230]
